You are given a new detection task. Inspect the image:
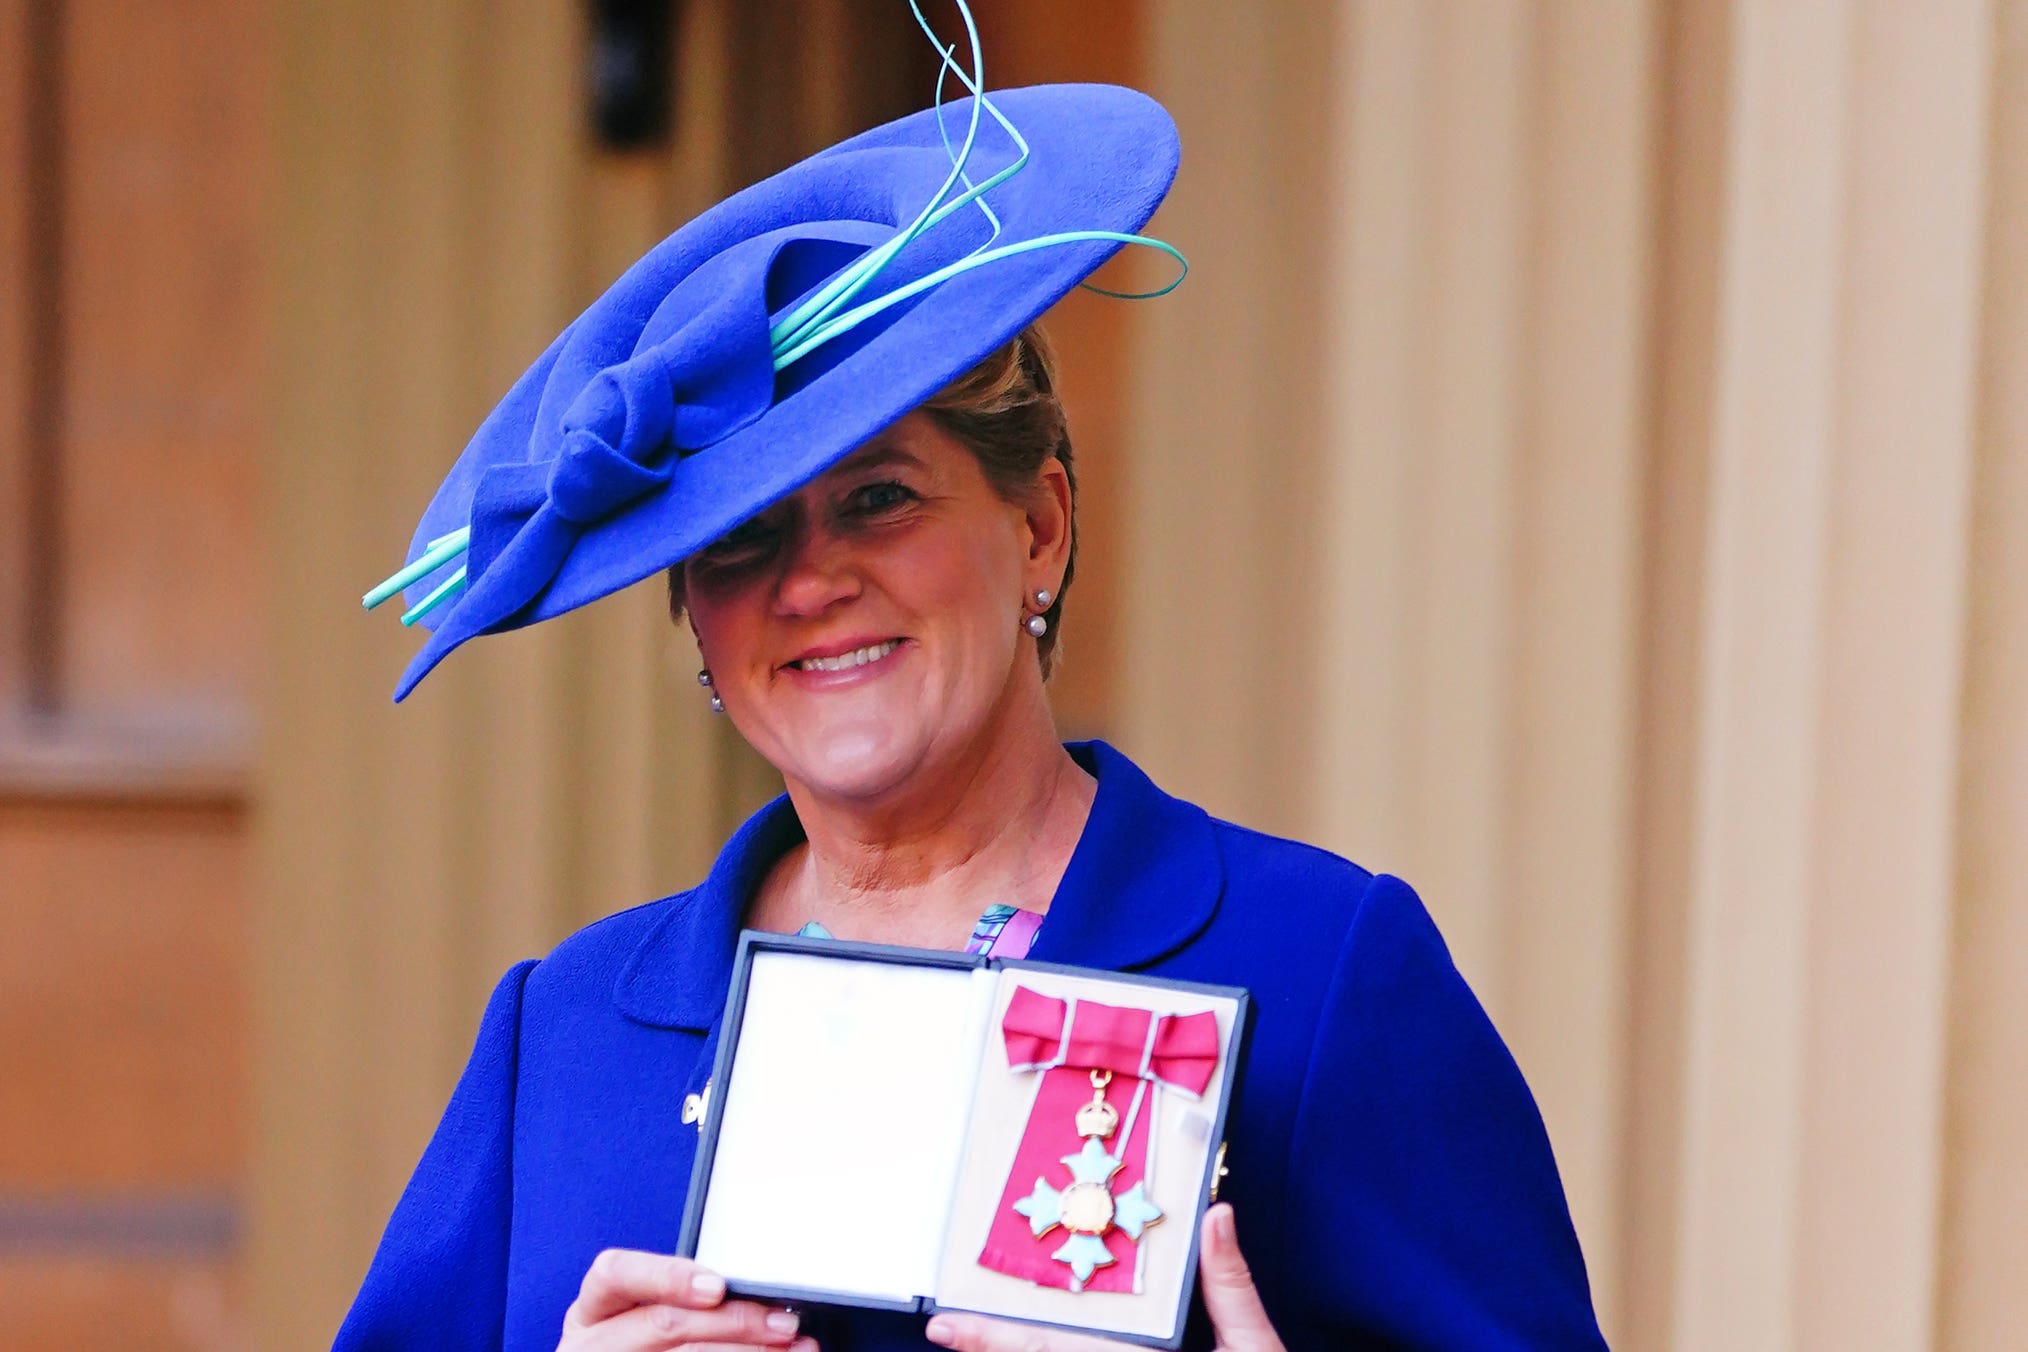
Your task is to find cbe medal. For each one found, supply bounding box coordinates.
[980,987,1219,1293]
[1010,1069,1164,1286]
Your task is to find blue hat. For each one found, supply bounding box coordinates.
[362,16,1184,702]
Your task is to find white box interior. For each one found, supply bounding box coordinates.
[692,949,1239,1341]
[694,952,1001,1301]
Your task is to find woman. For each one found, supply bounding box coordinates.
[340,20,1606,1352]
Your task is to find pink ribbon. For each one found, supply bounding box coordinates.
[977,988,1220,1292]
[999,986,1220,1093]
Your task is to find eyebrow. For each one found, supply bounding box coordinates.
[836,440,930,476]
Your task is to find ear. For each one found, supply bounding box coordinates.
[1024,456,1073,583]
[665,564,691,627]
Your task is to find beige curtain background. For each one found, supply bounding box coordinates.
[254,3,2028,1351]
[252,2,903,1343]
[1122,3,2026,1350]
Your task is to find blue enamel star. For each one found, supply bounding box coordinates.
[1052,1230,1115,1284]
[1111,1181,1163,1239]
[1007,1135,1165,1287]
[1063,1136,1124,1186]
[1012,1177,1064,1236]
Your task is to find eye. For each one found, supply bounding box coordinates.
[849,480,916,514]
[697,516,778,562]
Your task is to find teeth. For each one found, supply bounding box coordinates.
[799,639,900,673]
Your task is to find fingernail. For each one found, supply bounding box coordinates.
[925,1315,956,1346]
[690,1270,726,1300]
[767,1310,800,1336]
[1212,1204,1237,1245]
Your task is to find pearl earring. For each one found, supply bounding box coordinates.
[698,667,725,714]
[1024,586,1053,638]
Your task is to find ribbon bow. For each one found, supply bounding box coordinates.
[1000,986,1220,1096]
[439,223,885,645]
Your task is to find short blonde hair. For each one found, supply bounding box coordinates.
[920,324,1073,675]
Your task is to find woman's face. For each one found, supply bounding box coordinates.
[680,411,1065,806]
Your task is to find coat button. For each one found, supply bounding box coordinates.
[680,1079,711,1128]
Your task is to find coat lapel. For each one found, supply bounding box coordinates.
[614,794,803,1031]
[1024,741,1225,971]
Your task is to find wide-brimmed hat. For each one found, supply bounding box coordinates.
[362,15,1183,702]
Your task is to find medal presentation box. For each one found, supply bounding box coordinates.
[678,932,1253,1349]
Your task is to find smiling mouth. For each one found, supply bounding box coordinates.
[792,639,903,673]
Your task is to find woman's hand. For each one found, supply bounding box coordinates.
[923,1204,1285,1352]
[557,1249,817,1352]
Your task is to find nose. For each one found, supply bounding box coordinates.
[771,518,862,618]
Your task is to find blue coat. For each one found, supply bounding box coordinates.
[335,741,1607,1350]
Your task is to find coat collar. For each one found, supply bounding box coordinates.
[615,740,1225,1030]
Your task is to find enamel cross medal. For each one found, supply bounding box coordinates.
[982,987,1217,1293]
[1010,1069,1165,1287]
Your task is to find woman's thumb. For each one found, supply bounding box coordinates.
[1198,1204,1283,1351]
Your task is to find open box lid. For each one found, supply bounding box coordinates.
[677,932,1253,1349]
